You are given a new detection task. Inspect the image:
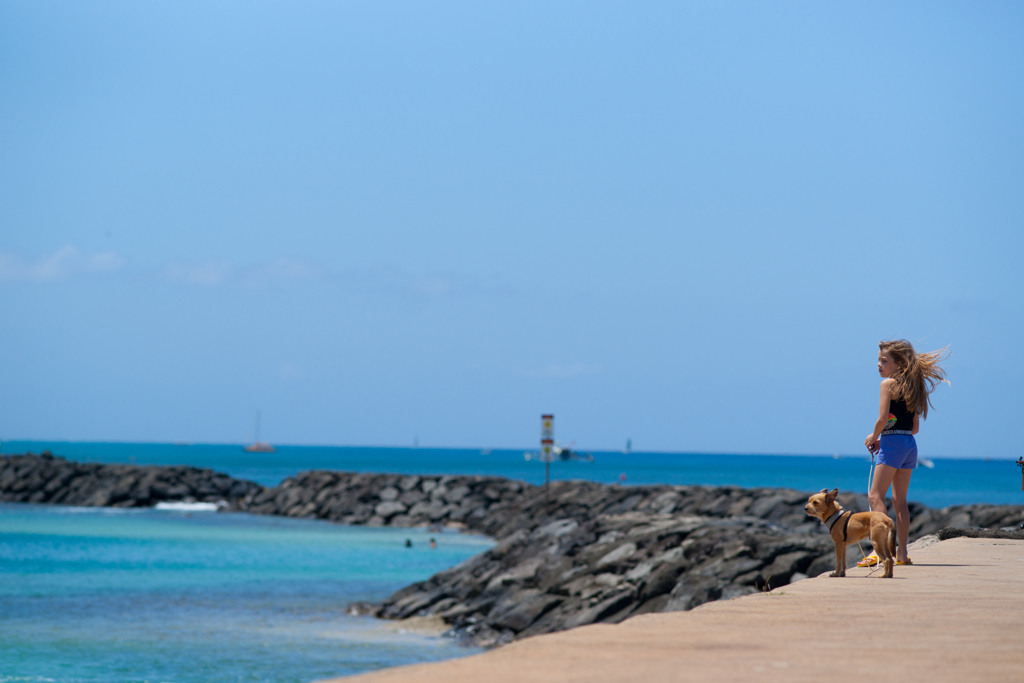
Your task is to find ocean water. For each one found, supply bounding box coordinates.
[1,444,1021,683]
[0,503,493,683]
[4,441,1023,508]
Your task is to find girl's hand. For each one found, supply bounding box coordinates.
[864,435,880,454]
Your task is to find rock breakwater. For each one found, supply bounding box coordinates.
[0,452,262,507]
[3,453,1022,647]
[242,469,1024,647]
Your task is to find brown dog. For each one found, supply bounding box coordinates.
[804,488,896,578]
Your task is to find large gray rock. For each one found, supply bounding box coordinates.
[378,486,400,502]
[761,551,814,587]
[562,588,636,629]
[531,518,579,539]
[487,589,561,632]
[374,501,407,518]
[595,542,637,568]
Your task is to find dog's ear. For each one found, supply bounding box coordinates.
[826,488,838,502]
[819,488,829,494]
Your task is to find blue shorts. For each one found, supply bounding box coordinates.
[877,433,917,470]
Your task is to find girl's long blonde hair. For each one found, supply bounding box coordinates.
[879,339,949,420]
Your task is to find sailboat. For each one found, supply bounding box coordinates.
[243,410,275,453]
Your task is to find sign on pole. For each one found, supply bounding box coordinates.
[541,414,554,492]
[541,414,554,461]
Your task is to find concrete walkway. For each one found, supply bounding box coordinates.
[327,537,1024,683]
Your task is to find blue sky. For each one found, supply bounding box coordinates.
[1,2,1021,457]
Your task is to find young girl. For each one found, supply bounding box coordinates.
[860,339,948,567]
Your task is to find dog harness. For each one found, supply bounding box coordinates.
[824,509,853,542]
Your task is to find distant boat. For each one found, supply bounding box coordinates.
[243,411,275,453]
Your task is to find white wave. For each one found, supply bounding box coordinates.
[154,501,223,512]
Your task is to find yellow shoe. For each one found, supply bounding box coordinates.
[895,558,913,565]
[857,553,879,567]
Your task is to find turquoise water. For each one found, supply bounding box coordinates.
[0,503,493,683]
[1,444,1020,683]
[4,441,1023,508]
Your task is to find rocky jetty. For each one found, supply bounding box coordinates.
[241,469,862,535]
[242,469,1024,647]
[0,452,262,507]
[240,470,531,533]
[3,453,1022,647]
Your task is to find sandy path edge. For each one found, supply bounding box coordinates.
[322,537,1023,683]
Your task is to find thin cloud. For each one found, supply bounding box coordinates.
[366,267,510,303]
[159,260,507,300]
[0,250,504,303]
[87,251,126,272]
[163,260,233,286]
[163,257,323,288]
[0,246,126,282]
[239,258,324,288]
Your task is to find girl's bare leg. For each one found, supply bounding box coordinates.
[869,463,897,515]
[890,468,913,562]
[862,463,897,563]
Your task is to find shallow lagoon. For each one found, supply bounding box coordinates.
[0,503,493,683]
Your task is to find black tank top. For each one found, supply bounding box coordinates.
[884,394,915,433]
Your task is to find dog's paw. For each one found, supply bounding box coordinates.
[829,571,842,577]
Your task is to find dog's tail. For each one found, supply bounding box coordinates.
[888,523,897,559]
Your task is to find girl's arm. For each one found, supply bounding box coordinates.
[864,379,894,453]
[912,413,919,435]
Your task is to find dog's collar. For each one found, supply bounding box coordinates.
[824,508,846,532]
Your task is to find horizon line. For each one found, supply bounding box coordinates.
[0,438,1014,461]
